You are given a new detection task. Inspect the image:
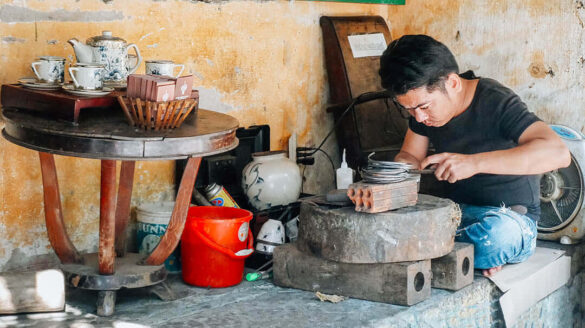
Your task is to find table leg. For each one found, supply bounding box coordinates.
[96,290,116,316]
[38,152,83,264]
[99,160,117,275]
[115,161,136,257]
[143,156,201,266]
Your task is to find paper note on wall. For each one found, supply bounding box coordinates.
[348,33,387,58]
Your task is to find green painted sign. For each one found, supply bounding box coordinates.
[309,0,404,4]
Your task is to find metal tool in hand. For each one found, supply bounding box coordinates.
[409,168,436,175]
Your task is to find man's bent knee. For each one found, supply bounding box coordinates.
[456,211,525,269]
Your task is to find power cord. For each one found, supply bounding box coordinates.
[296,90,392,164]
[297,146,336,185]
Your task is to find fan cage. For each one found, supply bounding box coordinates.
[538,154,584,232]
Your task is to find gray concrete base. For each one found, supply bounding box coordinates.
[0,240,583,327]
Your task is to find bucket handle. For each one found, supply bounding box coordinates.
[194,228,254,260]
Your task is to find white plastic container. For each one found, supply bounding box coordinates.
[336,149,353,189]
[136,201,180,272]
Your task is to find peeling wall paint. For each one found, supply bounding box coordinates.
[0,0,390,271]
[0,5,124,22]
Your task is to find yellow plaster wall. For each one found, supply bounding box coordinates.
[3,0,579,270]
[0,0,391,270]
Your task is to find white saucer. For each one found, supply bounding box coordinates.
[62,84,114,97]
[18,77,62,90]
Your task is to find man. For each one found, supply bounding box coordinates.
[379,35,571,276]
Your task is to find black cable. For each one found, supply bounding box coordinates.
[300,165,306,193]
[315,148,336,175]
[302,91,390,157]
[298,146,337,187]
[296,91,393,189]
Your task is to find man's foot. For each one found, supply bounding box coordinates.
[482,266,502,277]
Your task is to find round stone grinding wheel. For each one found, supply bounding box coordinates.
[297,194,461,263]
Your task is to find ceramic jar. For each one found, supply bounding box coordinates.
[242,151,301,211]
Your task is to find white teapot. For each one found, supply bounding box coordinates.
[68,31,142,82]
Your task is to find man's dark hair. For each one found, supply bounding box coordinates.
[379,35,459,96]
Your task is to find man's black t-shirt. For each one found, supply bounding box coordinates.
[409,71,542,220]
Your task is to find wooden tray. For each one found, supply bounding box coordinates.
[1,84,119,123]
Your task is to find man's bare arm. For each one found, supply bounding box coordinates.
[421,121,571,183]
[394,128,429,169]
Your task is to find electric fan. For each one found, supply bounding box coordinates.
[538,124,585,244]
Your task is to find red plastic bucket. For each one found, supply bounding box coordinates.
[181,206,254,287]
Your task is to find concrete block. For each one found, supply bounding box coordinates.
[431,242,474,290]
[273,243,431,306]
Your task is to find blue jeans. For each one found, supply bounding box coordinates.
[456,204,537,269]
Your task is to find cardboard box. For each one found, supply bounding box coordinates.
[155,83,175,102]
[174,75,193,100]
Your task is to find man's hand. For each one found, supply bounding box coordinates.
[421,153,479,183]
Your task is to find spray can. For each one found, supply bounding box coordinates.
[204,183,240,208]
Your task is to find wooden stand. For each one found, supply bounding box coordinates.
[0,84,117,123]
[39,155,201,316]
[2,107,239,316]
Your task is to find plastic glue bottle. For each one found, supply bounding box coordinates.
[336,149,353,189]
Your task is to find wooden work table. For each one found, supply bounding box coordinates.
[1,107,239,316]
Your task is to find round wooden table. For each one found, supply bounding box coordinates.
[1,107,239,316]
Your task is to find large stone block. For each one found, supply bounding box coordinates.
[431,242,474,290]
[273,243,431,306]
[298,194,460,263]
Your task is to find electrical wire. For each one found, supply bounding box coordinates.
[315,148,336,176]
[301,91,393,157]
[297,91,396,190]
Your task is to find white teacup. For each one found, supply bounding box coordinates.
[31,56,66,83]
[145,60,184,78]
[69,63,104,90]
